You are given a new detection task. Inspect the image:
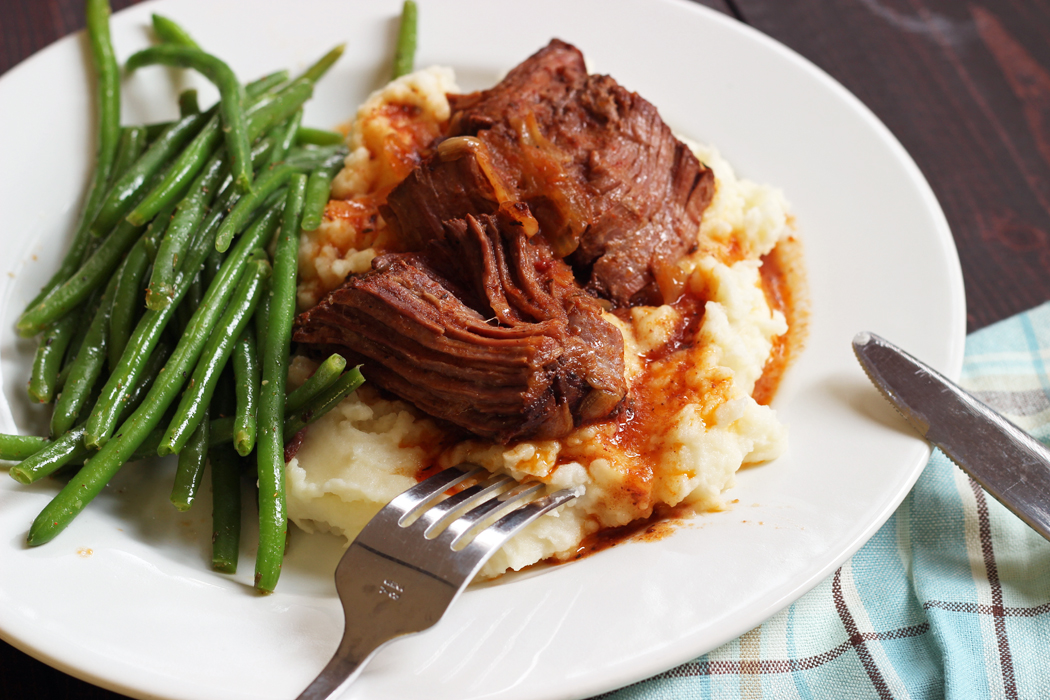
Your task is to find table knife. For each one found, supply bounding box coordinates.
[852,331,1050,542]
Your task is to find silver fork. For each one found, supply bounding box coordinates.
[295,464,583,700]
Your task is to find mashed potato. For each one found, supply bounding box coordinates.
[286,68,794,578]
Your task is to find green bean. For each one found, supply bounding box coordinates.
[282,145,348,174]
[17,341,170,485]
[209,443,242,573]
[300,44,345,84]
[142,201,176,263]
[176,272,204,332]
[50,273,118,437]
[214,164,300,252]
[245,80,313,146]
[110,127,148,186]
[245,70,289,98]
[90,112,210,236]
[58,289,97,382]
[160,258,271,455]
[22,0,120,313]
[128,81,284,229]
[232,325,259,456]
[283,368,365,437]
[9,428,89,485]
[109,238,152,369]
[143,122,174,143]
[28,205,285,546]
[285,353,346,414]
[300,169,331,232]
[170,408,209,511]
[86,205,279,449]
[126,122,222,227]
[295,126,344,147]
[178,88,200,116]
[185,138,275,265]
[0,435,50,463]
[18,218,146,337]
[262,109,303,172]
[392,0,418,80]
[28,314,80,404]
[117,363,359,468]
[254,177,306,593]
[146,151,227,308]
[126,46,253,195]
[151,14,200,49]
[253,279,271,359]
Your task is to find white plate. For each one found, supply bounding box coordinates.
[0,0,966,698]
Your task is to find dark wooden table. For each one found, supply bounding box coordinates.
[1,0,1048,697]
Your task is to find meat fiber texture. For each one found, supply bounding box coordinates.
[285,62,792,578]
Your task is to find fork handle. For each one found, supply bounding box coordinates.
[295,632,378,700]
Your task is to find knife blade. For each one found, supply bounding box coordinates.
[853,331,1050,542]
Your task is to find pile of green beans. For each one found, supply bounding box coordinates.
[0,0,415,594]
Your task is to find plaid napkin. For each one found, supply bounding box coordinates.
[597,302,1050,700]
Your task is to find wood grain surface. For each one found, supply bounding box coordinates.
[0,0,1047,698]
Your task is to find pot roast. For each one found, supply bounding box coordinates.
[294,39,715,442]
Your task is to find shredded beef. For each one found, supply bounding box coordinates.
[293,212,626,442]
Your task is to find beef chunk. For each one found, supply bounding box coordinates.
[385,38,715,306]
[294,212,626,442]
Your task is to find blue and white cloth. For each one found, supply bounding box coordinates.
[598,303,1050,699]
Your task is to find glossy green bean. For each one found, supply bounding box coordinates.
[28,314,80,404]
[160,258,271,455]
[85,203,281,449]
[232,325,259,456]
[300,44,345,84]
[294,127,344,147]
[186,138,275,267]
[50,272,118,437]
[145,151,227,308]
[18,217,146,337]
[392,0,418,80]
[253,279,271,361]
[108,237,152,369]
[0,434,50,463]
[245,70,289,98]
[178,88,200,116]
[282,145,348,174]
[28,205,285,546]
[283,367,365,437]
[17,342,171,485]
[127,80,283,229]
[262,110,303,172]
[209,442,241,573]
[90,112,209,236]
[22,0,122,314]
[300,169,331,232]
[285,353,346,414]
[170,408,209,511]
[143,121,173,143]
[126,46,252,194]
[8,427,89,485]
[151,13,200,49]
[126,120,222,227]
[142,201,176,263]
[244,80,313,149]
[254,175,306,593]
[213,164,299,252]
[109,127,147,186]
[176,272,204,332]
